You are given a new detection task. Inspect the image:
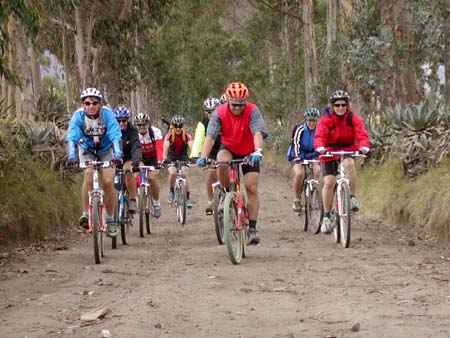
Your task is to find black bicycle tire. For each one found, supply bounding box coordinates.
[301,182,308,232]
[213,186,225,245]
[178,182,187,225]
[339,182,351,248]
[138,187,145,238]
[332,188,340,244]
[307,181,323,234]
[92,198,102,264]
[121,195,129,245]
[146,190,152,234]
[223,193,243,265]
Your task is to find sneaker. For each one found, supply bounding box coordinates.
[167,191,174,203]
[321,217,333,234]
[106,219,119,238]
[292,201,304,214]
[205,200,213,215]
[186,199,193,209]
[247,228,260,246]
[128,199,137,214]
[153,205,161,219]
[350,196,359,212]
[79,213,89,229]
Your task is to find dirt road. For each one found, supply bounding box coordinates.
[1,166,450,338]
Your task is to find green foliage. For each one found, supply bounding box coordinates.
[0,159,80,243]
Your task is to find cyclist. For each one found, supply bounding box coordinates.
[134,113,163,218]
[191,97,221,215]
[288,108,321,213]
[113,106,141,214]
[163,115,194,208]
[314,90,370,234]
[66,88,122,237]
[197,82,268,246]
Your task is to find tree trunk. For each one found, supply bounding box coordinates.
[390,0,419,103]
[74,4,86,94]
[62,25,71,114]
[30,44,41,109]
[444,0,450,104]
[302,0,318,107]
[284,1,296,83]
[15,21,34,121]
[326,0,337,51]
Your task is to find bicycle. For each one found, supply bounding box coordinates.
[321,151,365,248]
[293,158,323,234]
[138,165,158,237]
[79,160,113,264]
[217,158,250,265]
[113,168,137,248]
[165,160,191,225]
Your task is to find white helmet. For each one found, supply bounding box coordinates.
[80,87,103,101]
[203,97,220,112]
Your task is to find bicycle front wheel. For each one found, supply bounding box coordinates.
[138,187,145,237]
[301,183,308,231]
[213,186,225,245]
[176,183,187,225]
[332,190,340,244]
[338,182,351,248]
[112,192,119,249]
[92,198,103,264]
[306,181,323,234]
[223,193,244,265]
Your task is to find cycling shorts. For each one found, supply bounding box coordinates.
[218,144,260,175]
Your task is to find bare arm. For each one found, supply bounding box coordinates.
[254,131,264,151]
[163,140,170,159]
[200,136,215,158]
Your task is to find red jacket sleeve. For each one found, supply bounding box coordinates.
[352,114,370,149]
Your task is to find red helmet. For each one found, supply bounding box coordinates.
[225,82,249,104]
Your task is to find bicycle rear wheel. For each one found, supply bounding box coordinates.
[176,183,187,225]
[223,193,244,265]
[138,187,145,237]
[112,192,119,249]
[306,181,323,234]
[213,186,225,245]
[338,182,351,248]
[92,198,103,264]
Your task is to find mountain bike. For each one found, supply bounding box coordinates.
[79,160,113,264]
[217,158,250,265]
[321,151,365,248]
[112,168,137,248]
[293,158,323,234]
[138,165,158,237]
[166,160,191,225]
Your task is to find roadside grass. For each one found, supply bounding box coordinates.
[0,159,80,244]
[267,149,450,241]
[358,158,450,239]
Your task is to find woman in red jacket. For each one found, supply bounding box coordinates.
[314,90,370,234]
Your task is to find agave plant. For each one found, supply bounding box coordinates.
[402,100,439,133]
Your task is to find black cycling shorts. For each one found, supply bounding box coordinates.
[218,144,260,175]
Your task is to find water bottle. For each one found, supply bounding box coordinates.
[114,172,121,190]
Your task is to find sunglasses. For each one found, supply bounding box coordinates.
[230,103,245,107]
[117,119,128,123]
[334,103,347,108]
[174,124,183,128]
[84,101,100,106]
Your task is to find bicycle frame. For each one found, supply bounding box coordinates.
[80,160,111,232]
[114,168,132,225]
[139,165,157,212]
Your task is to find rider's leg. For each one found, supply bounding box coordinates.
[168,166,177,190]
[206,168,216,201]
[82,168,93,212]
[322,175,336,214]
[123,161,137,199]
[244,172,260,221]
[292,163,305,201]
[344,158,356,195]
[216,149,232,190]
[148,170,160,201]
[101,167,116,217]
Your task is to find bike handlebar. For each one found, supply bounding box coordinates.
[79,160,113,169]
[293,158,320,165]
[320,151,366,159]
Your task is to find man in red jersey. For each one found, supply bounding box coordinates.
[197,82,268,246]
